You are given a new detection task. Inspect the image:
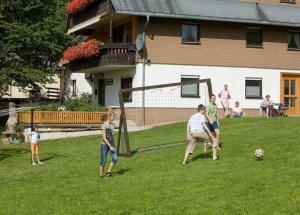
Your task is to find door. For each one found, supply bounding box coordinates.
[281,74,300,115]
[98,79,105,106]
[112,23,132,43]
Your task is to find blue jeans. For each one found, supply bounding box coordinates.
[100,143,118,167]
[233,113,242,118]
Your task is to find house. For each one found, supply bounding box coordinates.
[0,76,61,103]
[65,0,300,116]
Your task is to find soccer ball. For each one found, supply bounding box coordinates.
[255,148,264,159]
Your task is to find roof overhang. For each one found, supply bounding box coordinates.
[111,0,300,28]
[67,15,102,35]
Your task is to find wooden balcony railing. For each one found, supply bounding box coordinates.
[68,0,111,29]
[47,87,60,100]
[70,43,136,72]
[17,111,107,124]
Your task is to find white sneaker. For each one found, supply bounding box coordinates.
[38,161,43,164]
[32,162,37,166]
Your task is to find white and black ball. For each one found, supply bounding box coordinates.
[255,148,264,160]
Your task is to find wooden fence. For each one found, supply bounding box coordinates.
[17,111,107,124]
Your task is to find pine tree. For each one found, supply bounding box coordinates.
[0,0,72,93]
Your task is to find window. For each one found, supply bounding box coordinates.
[245,78,262,99]
[121,77,133,102]
[280,0,296,4]
[287,32,300,50]
[72,80,76,97]
[246,27,263,47]
[181,75,200,98]
[181,24,200,44]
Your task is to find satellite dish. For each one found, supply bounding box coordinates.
[135,33,144,51]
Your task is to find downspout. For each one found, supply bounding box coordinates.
[142,15,150,126]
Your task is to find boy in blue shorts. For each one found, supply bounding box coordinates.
[206,95,221,151]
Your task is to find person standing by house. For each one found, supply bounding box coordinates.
[28,125,43,165]
[218,84,231,118]
[99,112,118,177]
[206,95,221,150]
[183,104,218,165]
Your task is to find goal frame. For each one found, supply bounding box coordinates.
[117,78,212,157]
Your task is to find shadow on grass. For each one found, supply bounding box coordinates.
[115,168,130,176]
[118,141,186,158]
[0,148,30,161]
[41,153,68,162]
[191,152,212,161]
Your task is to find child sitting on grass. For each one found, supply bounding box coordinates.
[28,125,43,165]
[232,101,243,118]
[99,112,118,177]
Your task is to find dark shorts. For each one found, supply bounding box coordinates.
[261,106,268,111]
[207,121,219,132]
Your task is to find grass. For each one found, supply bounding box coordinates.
[0,118,300,215]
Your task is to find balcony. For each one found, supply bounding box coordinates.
[67,0,111,34]
[69,43,136,73]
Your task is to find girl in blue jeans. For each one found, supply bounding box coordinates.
[99,112,118,177]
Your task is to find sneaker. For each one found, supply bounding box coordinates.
[213,157,219,161]
[32,162,37,166]
[38,161,44,164]
[106,172,112,177]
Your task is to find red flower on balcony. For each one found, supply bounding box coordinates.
[67,0,96,15]
[63,39,100,62]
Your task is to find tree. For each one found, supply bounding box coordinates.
[0,0,73,94]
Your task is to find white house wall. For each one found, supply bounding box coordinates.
[140,64,300,109]
[92,68,137,106]
[70,73,92,95]
[91,63,300,109]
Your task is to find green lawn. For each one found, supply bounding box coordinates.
[0,118,299,215]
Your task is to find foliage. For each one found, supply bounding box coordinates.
[63,39,100,62]
[63,93,106,111]
[24,93,107,112]
[13,123,24,133]
[0,118,300,214]
[67,0,96,15]
[0,0,73,91]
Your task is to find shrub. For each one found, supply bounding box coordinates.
[63,39,100,62]
[14,123,24,133]
[67,0,96,15]
[24,93,107,112]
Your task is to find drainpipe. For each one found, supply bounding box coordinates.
[142,15,150,126]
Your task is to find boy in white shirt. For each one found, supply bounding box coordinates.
[182,104,218,165]
[28,125,43,165]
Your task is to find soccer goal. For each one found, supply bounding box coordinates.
[117,79,212,157]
